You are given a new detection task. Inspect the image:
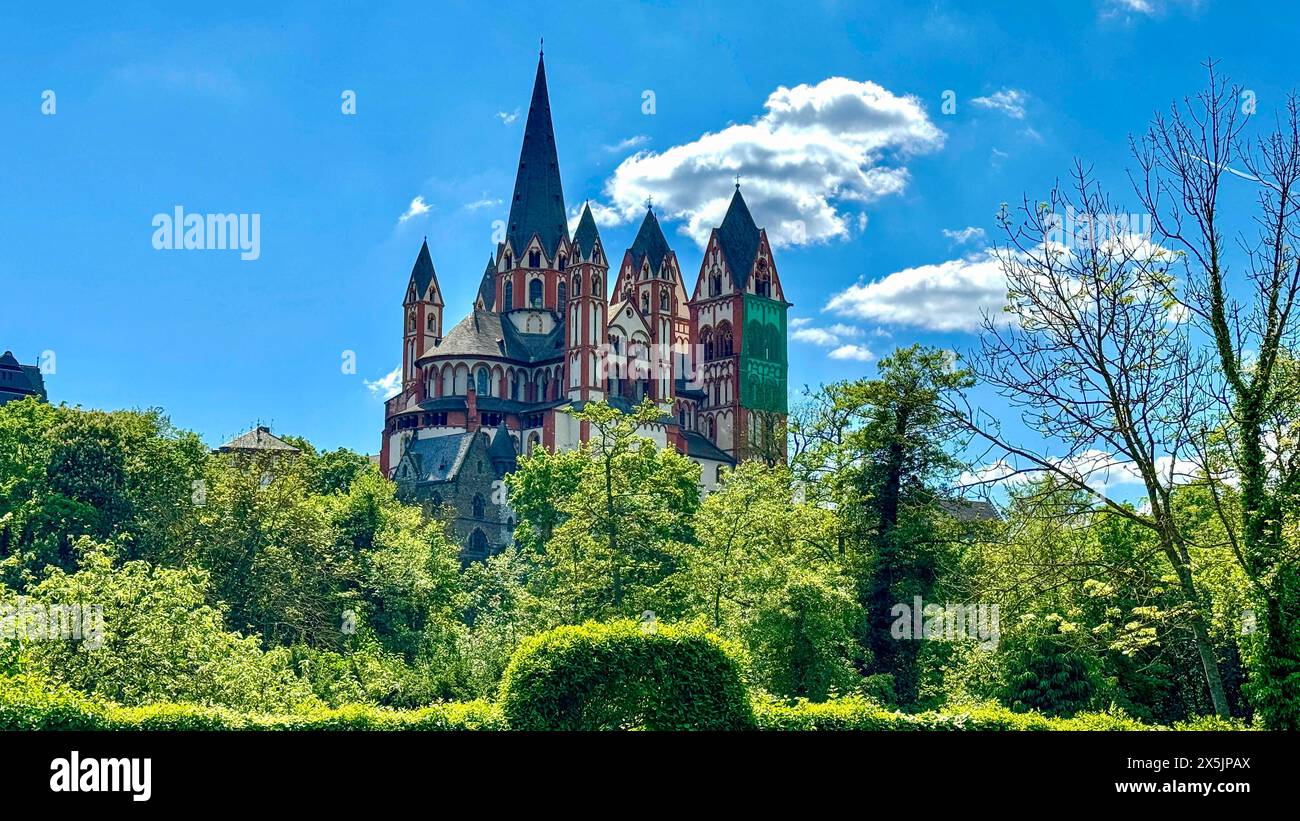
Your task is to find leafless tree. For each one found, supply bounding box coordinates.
[960,163,1230,717]
[1133,62,1300,728]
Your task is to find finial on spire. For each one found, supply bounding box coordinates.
[734,173,742,191]
[539,36,544,56]
[644,195,654,212]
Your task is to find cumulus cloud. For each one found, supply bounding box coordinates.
[598,76,945,247]
[825,251,1007,332]
[791,321,863,347]
[829,344,875,362]
[398,196,431,224]
[961,450,1202,494]
[971,89,1027,120]
[364,366,402,399]
[496,109,520,125]
[464,196,501,211]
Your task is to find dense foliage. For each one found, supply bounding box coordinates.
[499,619,753,730]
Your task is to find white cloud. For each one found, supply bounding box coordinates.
[1100,0,1202,21]
[825,251,1007,332]
[597,76,945,248]
[971,89,1027,120]
[398,196,431,224]
[605,135,650,152]
[464,196,501,211]
[364,366,401,399]
[942,226,987,246]
[829,344,875,362]
[961,450,1201,494]
[791,322,863,347]
[496,109,520,125]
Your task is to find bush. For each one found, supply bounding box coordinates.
[0,674,504,731]
[499,619,754,730]
[753,694,1161,731]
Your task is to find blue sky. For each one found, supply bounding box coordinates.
[0,0,1290,468]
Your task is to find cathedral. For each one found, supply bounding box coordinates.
[381,53,789,561]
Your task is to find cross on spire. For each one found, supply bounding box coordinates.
[644,195,654,211]
[734,173,742,191]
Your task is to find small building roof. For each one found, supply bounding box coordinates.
[216,425,300,454]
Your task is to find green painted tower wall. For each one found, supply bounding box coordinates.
[739,294,788,414]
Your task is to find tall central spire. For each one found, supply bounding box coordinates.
[506,52,568,258]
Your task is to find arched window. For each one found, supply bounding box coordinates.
[472,494,486,519]
[716,321,733,358]
[426,315,435,332]
[468,528,489,559]
[504,252,513,269]
[503,280,514,310]
[558,254,567,271]
[709,270,722,297]
[529,250,541,268]
[755,262,771,298]
[558,280,567,306]
[591,273,601,294]
[574,274,582,297]
[529,278,543,308]
[700,326,714,361]
[660,290,669,311]
[640,292,649,313]
[708,416,716,440]
[407,313,415,331]
[510,372,520,400]
[527,431,541,455]
[476,367,490,396]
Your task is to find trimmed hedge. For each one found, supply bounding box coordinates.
[499,619,755,730]
[752,695,1251,731]
[2,673,1250,732]
[0,675,505,731]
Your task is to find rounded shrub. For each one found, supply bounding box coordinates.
[498,619,755,730]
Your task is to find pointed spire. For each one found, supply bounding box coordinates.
[489,418,518,470]
[717,186,760,288]
[628,207,671,275]
[406,239,440,302]
[505,53,568,258]
[572,202,601,259]
[476,255,497,309]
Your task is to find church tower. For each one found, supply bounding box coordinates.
[612,207,690,404]
[402,239,443,393]
[494,51,572,339]
[688,185,789,461]
[566,202,609,403]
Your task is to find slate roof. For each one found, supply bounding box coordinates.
[717,187,761,289]
[422,308,565,364]
[406,239,440,303]
[505,54,569,258]
[488,420,518,471]
[939,499,1001,523]
[683,430,736,465]
[476,256,497,309]
[217,426,300,454]
[572,202,601,259]
[627,208,672,275]
[398,432,476,483]
[0,351,46,405]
